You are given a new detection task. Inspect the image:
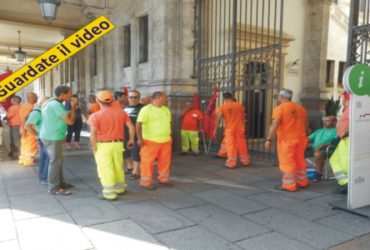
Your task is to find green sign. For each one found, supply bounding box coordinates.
[343,64,370,96]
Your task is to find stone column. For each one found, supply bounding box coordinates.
[77,53,86,97]
[112,23,123,90]
[103,33,114,89]
[300,0,333,130]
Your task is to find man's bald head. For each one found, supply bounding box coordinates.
[26,92,38,104]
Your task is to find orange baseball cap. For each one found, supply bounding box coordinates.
[97,91,113,103]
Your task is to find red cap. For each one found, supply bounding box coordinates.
[343,92,350,101]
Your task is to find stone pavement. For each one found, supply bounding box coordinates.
[1,137,370,250]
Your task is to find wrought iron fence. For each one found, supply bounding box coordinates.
[194,0,284,159]
[347,0,370,65]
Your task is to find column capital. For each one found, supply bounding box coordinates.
[82,7,106,21]
[60,29,75,38]
[308,0,334,5]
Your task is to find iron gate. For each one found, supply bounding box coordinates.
[194,0,284,158]
[347,0,370,66]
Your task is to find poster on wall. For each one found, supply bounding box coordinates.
[0,71,13,111]
[343,64,370,209]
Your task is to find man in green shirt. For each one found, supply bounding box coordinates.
[25,97,50,185]
[137,91,173,190]
[308,116,337,181]
[40,86,77,195]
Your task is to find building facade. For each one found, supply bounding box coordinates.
[0,0,352,153]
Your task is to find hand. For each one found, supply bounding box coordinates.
[137,138,144,147]
[20,127,26,137]
[212,130,217,139]
[127,140,134,149]
[264,141,272,150]
[71,98,78,109]
[92,145,97,154]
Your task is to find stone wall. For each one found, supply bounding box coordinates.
[37,0,197,150]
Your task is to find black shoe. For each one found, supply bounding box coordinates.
[313,173,323,182]
[180,151,189,155]
[141,185,156,191]
[98,194,118,201]
[274,184,296,192]
[223,165,236,169]
[192,152,200,156]
[332,184,348,195]
[159,182,174,187]
[212,154,226,159]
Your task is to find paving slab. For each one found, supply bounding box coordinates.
[0,166,37,180]
[212,169,268,184]
[9,193,66,220]
[251,180,325,200]
[0,208,17,242]
[307,194,346,208]
[0,187,9,208]
[16,213,92,250]
[147,187,206,210]
[316,213,370,237]
[115,201,195,234]
[4,178,46,197]
[244,208,353,249]
[170,176,216,193]
[180,169,221,181]
[0,240,20,250]
[83,219,168,250]
[60,197,124,226]
[220,183,266,197]
[249,192,337,220]
[193,189,269,215]
[178,204,270,242]
[111,187,153,205]
[155,225,242,250]
[53,183,98,201]
[236,232,315,250]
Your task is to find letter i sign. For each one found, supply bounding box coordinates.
[343,64,370,97]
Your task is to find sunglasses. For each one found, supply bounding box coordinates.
[129,96,140,99]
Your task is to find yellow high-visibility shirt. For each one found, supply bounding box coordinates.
[137,104,171,143]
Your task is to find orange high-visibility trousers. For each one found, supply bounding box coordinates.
[277,139,308,191]
[217,138,227,158]
[224,129,250,168]
[19,131,38,166]
[140,139,172,187]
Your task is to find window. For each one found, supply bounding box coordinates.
[92,43,97,76]
[70,58,75,82]
[326,60,335,84]
[139,15,149,63]
[64,61,69,84]
[123,25,131,67]
[338,61,346,85]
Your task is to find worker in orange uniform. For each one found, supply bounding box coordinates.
[136,91,173,190]
[4,96,22,158]
[88,95,100,115]
[213,92,250,168]
[19,92,39,166]
[88,90,135,200]
[179,101,204,155]
[111,91,127,109]
[264,88,310,192]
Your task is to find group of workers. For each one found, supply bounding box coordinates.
[0,85,351,200]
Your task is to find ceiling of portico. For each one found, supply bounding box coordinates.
[0,0,115,72]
